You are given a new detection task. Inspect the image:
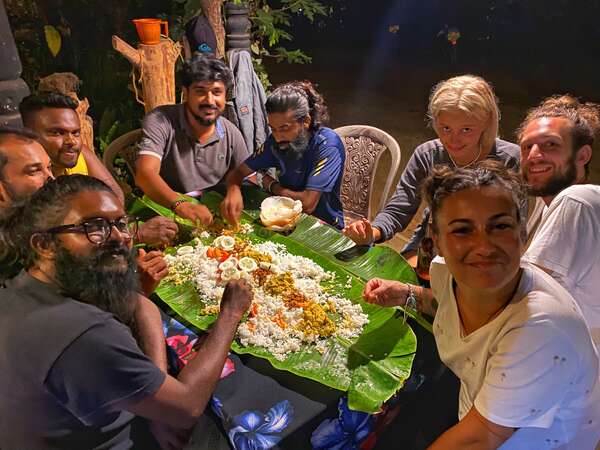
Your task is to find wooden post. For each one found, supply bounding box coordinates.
[112,36,181,113]
[199,0,225,58]
[225,1,251,52]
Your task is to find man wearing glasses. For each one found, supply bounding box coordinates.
[0,175,252,449]
[0,126,172,293]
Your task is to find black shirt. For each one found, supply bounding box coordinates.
[0,272,165,449]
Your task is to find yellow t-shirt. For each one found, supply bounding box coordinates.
[64,153,89,175]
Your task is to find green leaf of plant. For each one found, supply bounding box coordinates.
[44,25,62,57]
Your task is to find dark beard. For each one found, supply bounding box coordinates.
[54,241,140,326]
[274,129,311,161]
[526,156,577,197]
[190,105,221,126]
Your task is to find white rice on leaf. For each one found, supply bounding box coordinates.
[163,233,369,361]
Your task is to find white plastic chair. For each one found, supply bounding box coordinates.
[334,125,402,223]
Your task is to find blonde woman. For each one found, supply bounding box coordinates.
[343,75,523,255]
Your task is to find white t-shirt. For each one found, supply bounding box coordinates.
[523,184,600,347]
[431,261,600,449]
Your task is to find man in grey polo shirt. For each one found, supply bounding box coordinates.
[135,55,250,225]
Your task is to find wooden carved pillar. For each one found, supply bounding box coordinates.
[0,1,30,126]
[225,2,251,53]
[112,36,181,113]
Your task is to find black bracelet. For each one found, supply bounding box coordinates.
[170,198,188,211]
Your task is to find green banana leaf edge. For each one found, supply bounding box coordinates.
[131,190,428,412]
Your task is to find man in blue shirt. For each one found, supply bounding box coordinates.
[221,81,345,229]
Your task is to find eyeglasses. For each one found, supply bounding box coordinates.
[44,215,138,245]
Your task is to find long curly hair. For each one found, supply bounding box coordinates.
[265,80,329,131]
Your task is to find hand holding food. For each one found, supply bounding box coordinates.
[175,202,213,226]
[220,186,244,228]
[221,279,253,321]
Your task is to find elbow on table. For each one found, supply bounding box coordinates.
[170,395,211,429]
[178,404,208,429]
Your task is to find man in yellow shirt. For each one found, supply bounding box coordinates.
[19,93,124,204]
[19,93,178,249]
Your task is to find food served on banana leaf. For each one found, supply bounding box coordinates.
[163,230,368,361]
[259,196,303,231]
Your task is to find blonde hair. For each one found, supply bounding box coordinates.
[428,75,500,154]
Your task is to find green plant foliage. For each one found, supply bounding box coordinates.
[244,0,330,87]
[131,189,429,412]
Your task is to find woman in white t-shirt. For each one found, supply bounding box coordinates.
[363,161,599,449]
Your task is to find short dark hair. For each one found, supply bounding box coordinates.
[516,95,600,178]
[19,92,79,126]
[422,160,527,234]
[0,126,40,179]
[265,80,329,131]
[0,175,114,271]
[179,54,233,91]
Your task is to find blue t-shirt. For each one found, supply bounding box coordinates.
[244,127,346,229]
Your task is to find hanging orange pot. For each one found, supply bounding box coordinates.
[132,19,169,45]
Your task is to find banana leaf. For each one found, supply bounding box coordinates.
[131,192,423,412]
[131,191,432,332]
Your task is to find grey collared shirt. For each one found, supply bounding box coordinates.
[138,104,250,194]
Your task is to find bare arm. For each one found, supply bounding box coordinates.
[135,155,213,225]
[134,294,168,373]
[224,162,253,189]
[413,284,438,317]
[135,155,181,208]
[81,146,124,204]
[221,163,254,227]
[428,407,514,450]
[125,280,252,429]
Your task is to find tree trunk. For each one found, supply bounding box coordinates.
[112,36,181,113]
[199,0,225,58]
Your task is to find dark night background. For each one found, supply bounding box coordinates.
[264,0,600,249]
[265,0,600,174]
[7,0,600,194]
